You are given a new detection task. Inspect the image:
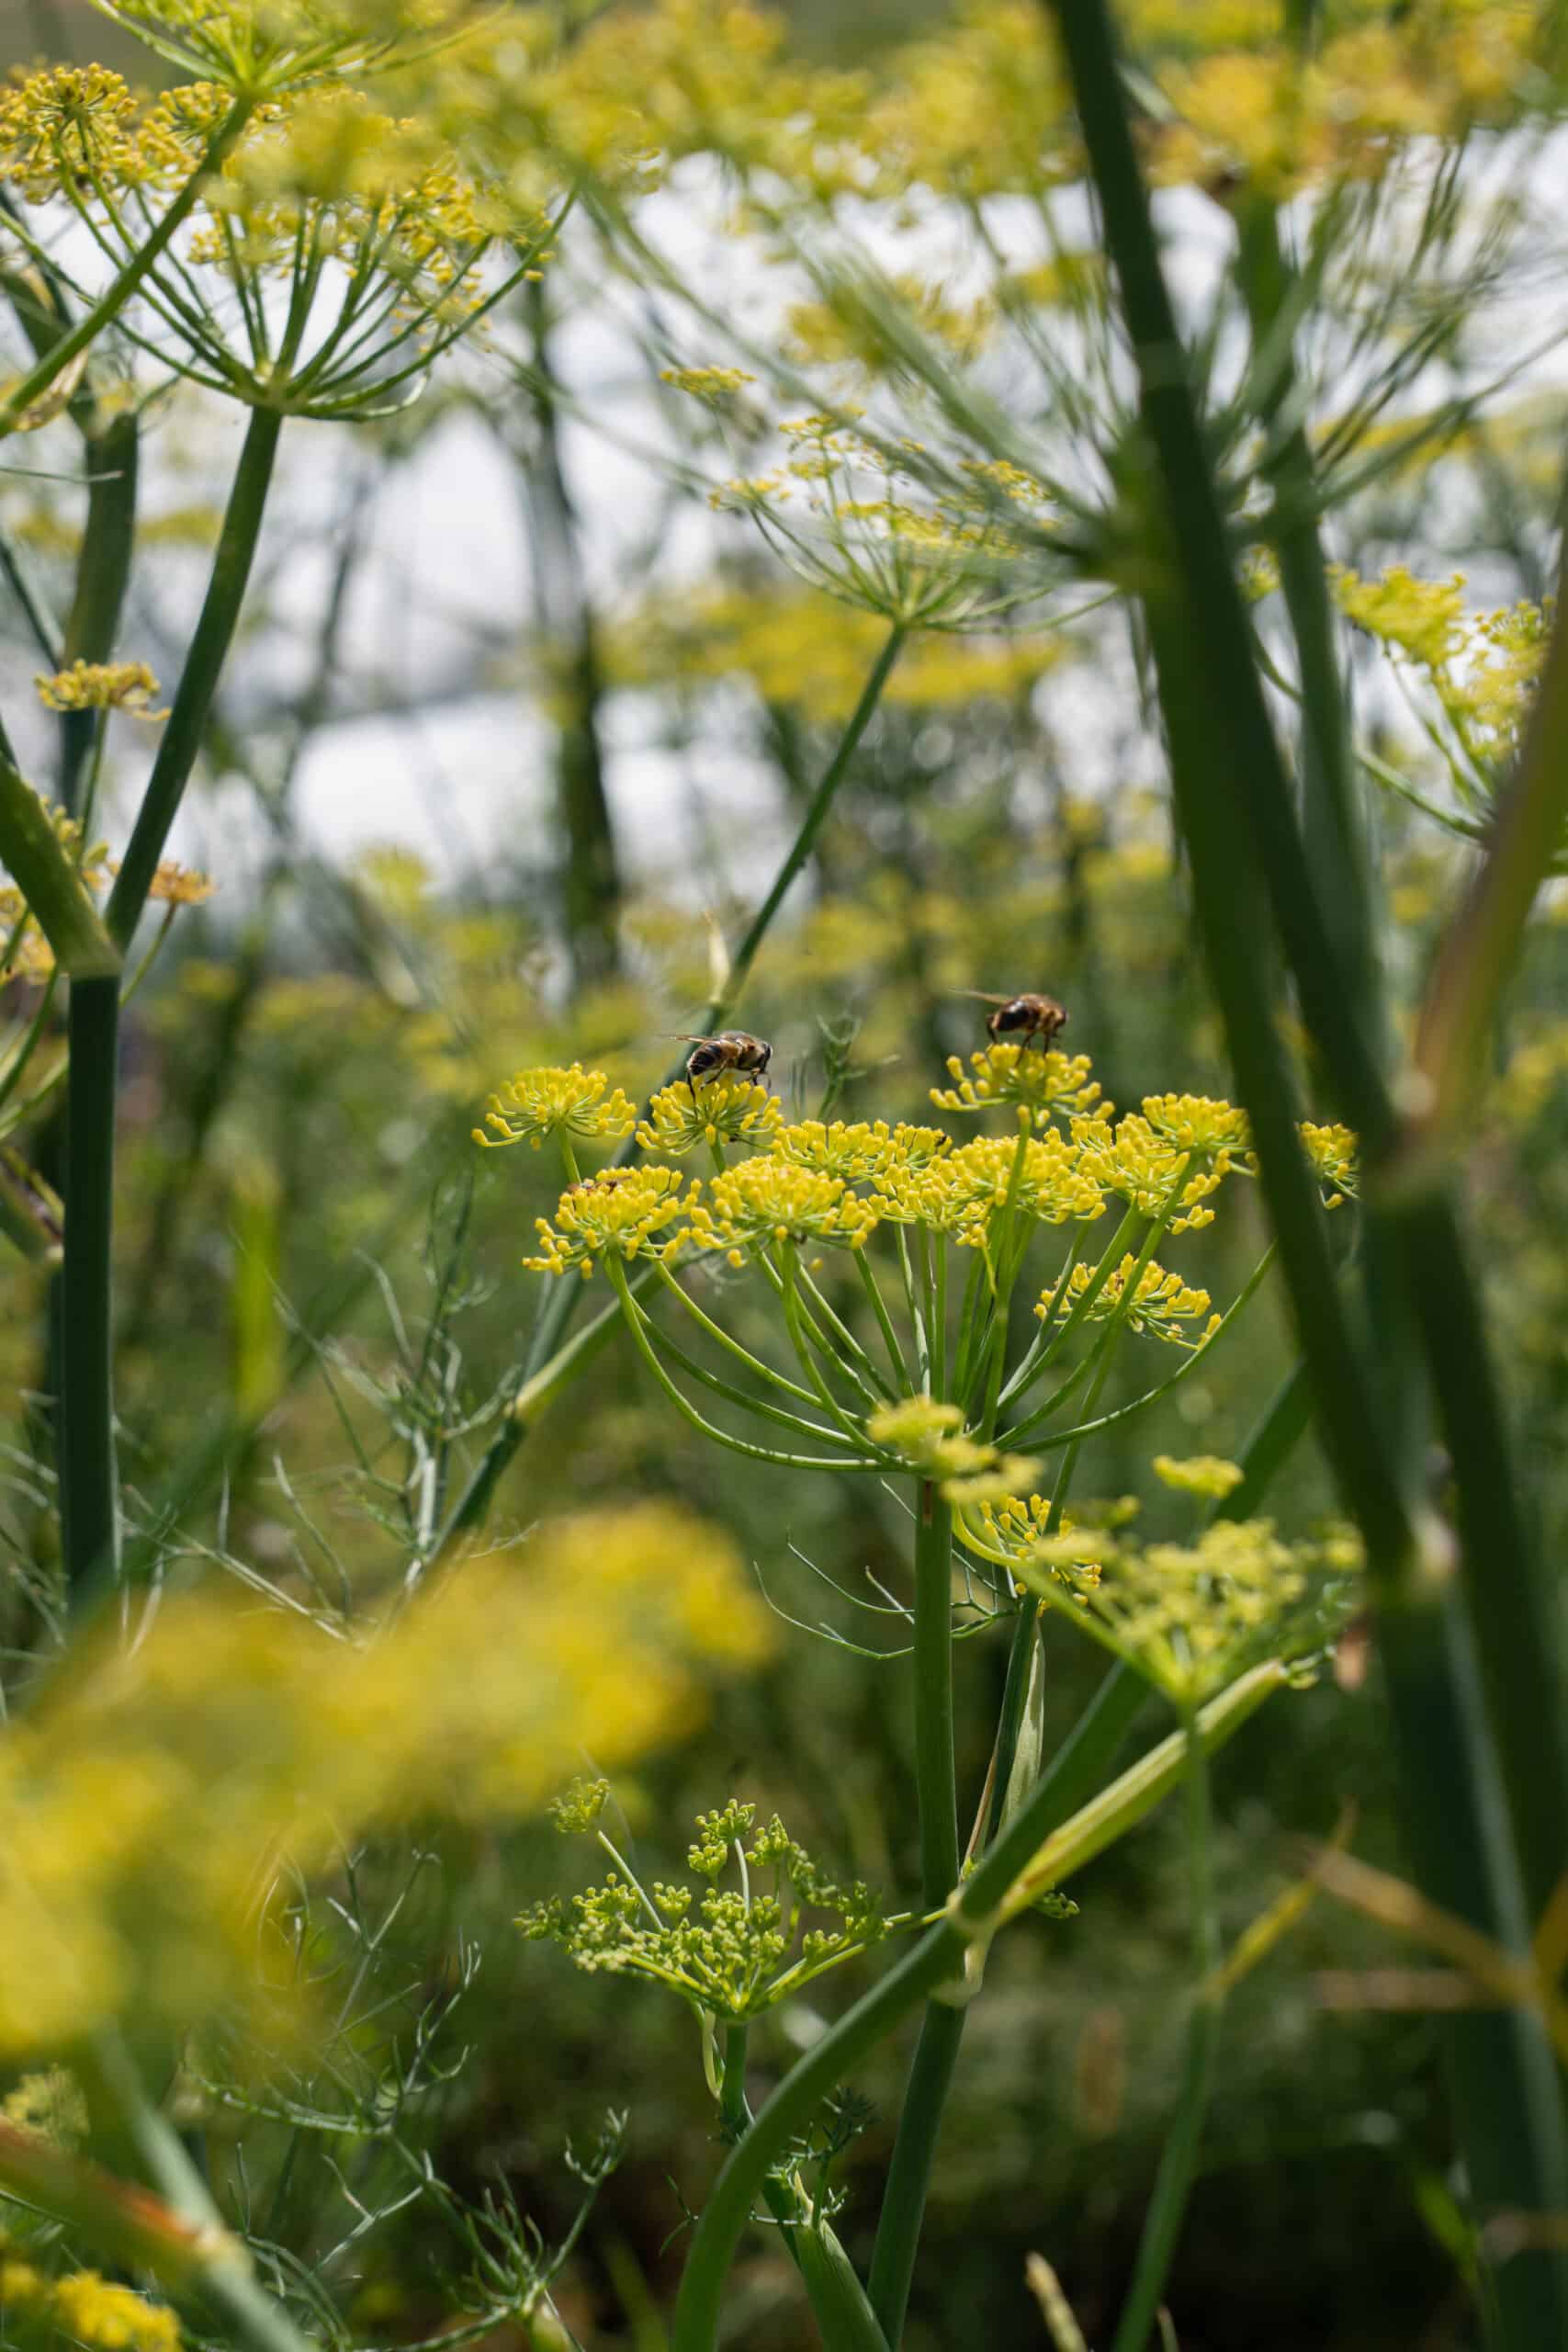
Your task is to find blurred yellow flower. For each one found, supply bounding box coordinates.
[0,1506,767,2059]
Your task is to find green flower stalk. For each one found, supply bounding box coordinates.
[489,1038,1345,2345]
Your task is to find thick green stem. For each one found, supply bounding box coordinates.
[56,406,281,1607]
[858,1487,961,2345]
[107,406,282,947]
[911,1486,959,1909]
[866,2003,964,2347]
[1046,3,1568,2332]
[61,408,141,814]
[1236,202,1379,1025]
[60,975,119,1597]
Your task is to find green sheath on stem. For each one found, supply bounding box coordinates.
[0,757,120,978]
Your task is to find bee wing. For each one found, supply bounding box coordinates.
[951,989,1013,1005]
[666,1034,716,1045]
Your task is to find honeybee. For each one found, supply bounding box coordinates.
[675,1031,774,1088]
[959,991,1068,1051]
[565,1169,633,1195]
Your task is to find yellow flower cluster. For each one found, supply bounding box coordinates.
[661,366,757,405]
[637,1076,781,1155]
[186,84,512,315]
[1070,1094,1250,1233]
[485,1056,1256,1281]
[1152,1453,1245,1499]
[1334,563,1468,670]
[4,2067,87,2148]
[475,1063,637,1151]
[865,1396,1038,1500]
[525,1167,691,1277]
[440,0,866,194]
[1335,567,1551,775]
[0,65,140,202]
[34,661,166,718]
[870,1129,1100,1243]
[142,860,217,906]
[974,1498,1359,1703]
[685,1158,881,1265]
[930,1043,1103,1126]
[863,2,1071,202]
[1299,1120,1358,1206]
[1038,1255,1219,1349]
[0,1505,767,2057]
[1,60,544,414]
[713,413,1053,631]
[0,2252,180,2352]
[771,1118,944,1184]
[1148,12,1541,199]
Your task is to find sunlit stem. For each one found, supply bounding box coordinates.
[949,1239,989,1400]
[1006,1167,1196,1456]
[605,1257,876,1473]
[866,1482,962,2345]
[855,1249,913,1392]
[644,1287,869,1451]
[653,1260,827,1409]
[792,1254,896,1403]
[997,1223,1088,1408]
[930,1231,948,1400]
[896,1227,930,1389]
[778,1247,881,1447]
[1000,1198,1143,1419]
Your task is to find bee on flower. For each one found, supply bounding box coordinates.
[637,1074,781,1156]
